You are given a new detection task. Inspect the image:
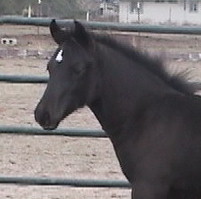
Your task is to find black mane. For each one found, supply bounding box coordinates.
[93,33,195,95]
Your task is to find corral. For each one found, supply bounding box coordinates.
[0,19,201,198]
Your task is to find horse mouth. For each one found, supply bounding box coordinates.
[37,119,59,131]
[42,124,58,131]
[39,110,73,131]
[35,101,78,131]
[35,109,60,131]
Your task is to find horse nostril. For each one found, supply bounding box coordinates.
[42,111,51,127]
[35,107,51,128]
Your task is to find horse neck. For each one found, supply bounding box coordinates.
[89,43,177,135]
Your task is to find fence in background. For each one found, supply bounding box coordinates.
[1,16,201,35]
[0,16,201,189]
[0,73,130,187]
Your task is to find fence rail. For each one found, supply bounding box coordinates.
[0,125,106,137]
[1,16,201,35]
[0,74,48,83]
[0,176,130,188]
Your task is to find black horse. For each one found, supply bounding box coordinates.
[35,19,201,199]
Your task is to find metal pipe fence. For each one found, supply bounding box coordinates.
[0,74,48,83]
[0,16,200,190]
[0,176,130,188]
[0,125,106,138]
[1,16,201,35]
[0,72,127,188]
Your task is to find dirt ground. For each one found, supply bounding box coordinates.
[0,25,201,199]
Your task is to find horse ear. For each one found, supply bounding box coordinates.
[50,19,66,44]
[73,20,92,49]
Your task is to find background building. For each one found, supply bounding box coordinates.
[119,0,201,25]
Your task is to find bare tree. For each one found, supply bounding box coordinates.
[77,0,100,12]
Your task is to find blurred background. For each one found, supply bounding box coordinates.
[0,0,119,22]
[0,0,201,25]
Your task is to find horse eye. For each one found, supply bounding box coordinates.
[72,64,85,75]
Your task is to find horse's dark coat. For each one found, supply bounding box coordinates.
[35,20,201,199]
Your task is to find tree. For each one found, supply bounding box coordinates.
[0,0,84,18]
[78,0,99,12]
[0,0,16,15]
[0,0,36,15]
[42,0,82,18]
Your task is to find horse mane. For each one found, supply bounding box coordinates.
[93,33,196,95]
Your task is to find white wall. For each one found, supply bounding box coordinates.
[119,1,201,25]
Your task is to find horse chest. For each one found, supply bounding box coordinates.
[110,133,139,183]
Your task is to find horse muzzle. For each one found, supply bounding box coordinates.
[34,105,59,130]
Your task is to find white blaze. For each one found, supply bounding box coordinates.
[56,50,63,63]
